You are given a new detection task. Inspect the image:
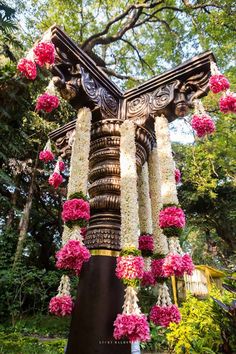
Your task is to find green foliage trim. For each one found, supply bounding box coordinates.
[68,192,88,201]
[120,247,141,256]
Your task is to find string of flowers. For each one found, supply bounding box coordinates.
[49,108,92,317]
[39,139,54,163]
[154,114,194,278]
[48,157,64,189]
[114,120,150,343]
[191,100,216,138]
[49,275,73,317]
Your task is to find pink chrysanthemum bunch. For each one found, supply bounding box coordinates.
[33,41,55,67]
[151,258,166,279]
[113,314,150,343]
[48,172,63,189]
[141,271,155,287]
[49,295,73,317]
[150,304,181,328]
[116,255,144,286]
[209,74,230,94]
[138,234,154,256]
[39,149,54,163]
[17,58,37,80]
[162,253,183,277]
[191,114,216,138]
[159,206,185,238]
[181,253,195,275]
[175,168,181,184]
[219,92,236,114]
[56,239,90,276]
[61,198,90,228]
[36,93,60,113]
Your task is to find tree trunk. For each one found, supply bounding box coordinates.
[13,160,37,267]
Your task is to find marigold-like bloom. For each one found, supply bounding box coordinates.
[138,234,154,253]
[113,313,150,343]
[49,295,73,317]
[36,93,59,113]
[191,114,216,138]
[151,258,166,279]
[61,198,90,224]
[39,149,54,163]
[33,41,55,67]
[162,253,183,277]
[17,58,37,80]
[219,93,236,114]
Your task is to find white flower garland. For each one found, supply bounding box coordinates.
[154,114,178,205]
[148,148,168,255]
[138,162,152,234]
[156,282,172,307]
[57,275,71,297]
[67,107,92,196]
[123,286,141,315]
[120,120,139,249]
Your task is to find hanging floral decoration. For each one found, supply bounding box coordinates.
[209,62,230,94]
[39,140,54,163]
[36,92,60,113]
[191,100,215,138]
[175,168,181,184]
[219,91,236,114]
[17,58,37,80]
[159,206,186,232]
[141,271,156,287]
[138,234,154,256]
[61,196,90,228]
[49,275,73,317]
[33,41,55,67]
[114,120,150,343]
[151,257,167,279]
[48,158,63,189]
[149,282,181,328]
[113,286,150,342]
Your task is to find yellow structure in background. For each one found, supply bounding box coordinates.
[172,265,225,304]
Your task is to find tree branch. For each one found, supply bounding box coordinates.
[100,66,142,82]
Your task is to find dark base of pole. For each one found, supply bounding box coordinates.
[66,255,131,354]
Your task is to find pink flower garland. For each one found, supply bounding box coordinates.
[113,314,150,342]
[159,206,186,229]
[191,114,216,138]
[175,168,181,184]
[138,234,154,253]
[39,150,54,163]
[209,74,230,94]
[151,258,166,279]
[61,198,90,224]
[116,255,144,280]
[141,271,156,287]
[48,172,63,189]
[150,304,181,328]
[56,239,90,276]
[219,92,236,114]
[162,253,183,277]
[49,295,73,317]
[181,253,195,275]
[33,41,55,67]
[17,58,37,80]
[36,93,60,113]
[59,160,65,172]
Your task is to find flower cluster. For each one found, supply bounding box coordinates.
[61,198,90,227]
[36,93,60,113]
[162,253,183,277]
[138,234,154,255]
[219,92,236,114]
[116,255,144,284]
[191,114,216,138]
[49,295,73,317]
[181,253,195,275]
[39,149,54,163]
[175,169,181,184]
[59,160,65,172]
[209,74,230,94]
[17,58,37,80]
[150,304,181,327]
[113,314,150,343]
[141,271,155,287]
[151,258,166,279]
[159,206,186,230]
[56,239,90,276]
[33,41,55,67]
[49,172,63,189]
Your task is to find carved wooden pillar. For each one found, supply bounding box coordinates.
[47,25,214,354]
